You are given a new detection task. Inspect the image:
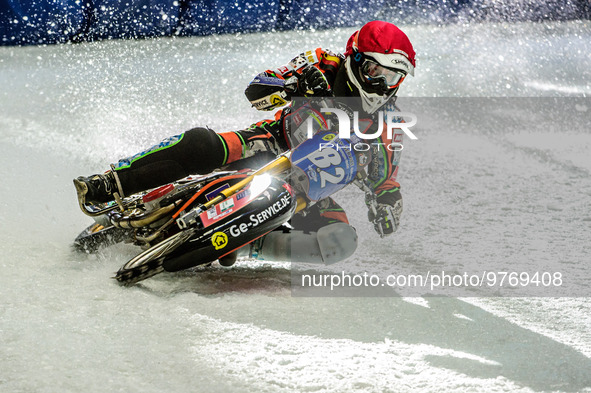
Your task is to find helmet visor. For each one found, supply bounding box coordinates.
[361,60,406,90]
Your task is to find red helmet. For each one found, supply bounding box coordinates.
[344,21,416,113]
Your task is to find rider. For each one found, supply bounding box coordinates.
[74,20,416,263]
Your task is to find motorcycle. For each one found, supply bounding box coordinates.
[74,105,378,286]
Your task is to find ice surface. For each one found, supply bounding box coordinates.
[1,21,590,392]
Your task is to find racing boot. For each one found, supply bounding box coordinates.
[73,171,122,205]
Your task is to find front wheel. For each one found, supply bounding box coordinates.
[162,177,295,273]
[114,229,196,285]
[115,174,296,285]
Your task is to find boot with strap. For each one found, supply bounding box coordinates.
[73,170,123,205]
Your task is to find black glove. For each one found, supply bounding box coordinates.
[367,200,402,237]
[286,65,333,97]
[245,74,289,111]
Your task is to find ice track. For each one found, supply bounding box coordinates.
[1,21,590,392]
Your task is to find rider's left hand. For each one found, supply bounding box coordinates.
[368,200,402,237]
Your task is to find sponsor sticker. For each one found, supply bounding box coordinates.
[211,232,228,250]
[206,207,218,219]
[307,167,318,182]
[219,198,235,212]
[236,189,250,200]
[270,93,287,107]
[206,183,230,201]
[229,194,292,237]
[199,186,257,228]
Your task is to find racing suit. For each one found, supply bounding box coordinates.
[110,48,403,237]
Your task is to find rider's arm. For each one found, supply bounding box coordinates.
[366,151,404,237]
[244,48,343,111]
[366,111,405,236]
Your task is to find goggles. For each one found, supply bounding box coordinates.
[361,59,406,90]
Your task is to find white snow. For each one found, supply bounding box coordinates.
[0,20,590,393]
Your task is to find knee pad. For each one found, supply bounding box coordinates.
[248,223,358,264]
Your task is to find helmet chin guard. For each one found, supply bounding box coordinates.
[345,56,398,114]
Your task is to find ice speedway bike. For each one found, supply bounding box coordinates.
[73,103,385,285]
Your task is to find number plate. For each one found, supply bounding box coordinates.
[291,132,357,201]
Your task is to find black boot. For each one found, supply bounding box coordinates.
[73,171,120,205]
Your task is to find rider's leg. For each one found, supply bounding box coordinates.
[75,127,224,203]
[74,125,282,204]
[242,198,358,265]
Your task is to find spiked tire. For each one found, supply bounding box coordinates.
[73,223,131,253]
[114,229,196,286]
